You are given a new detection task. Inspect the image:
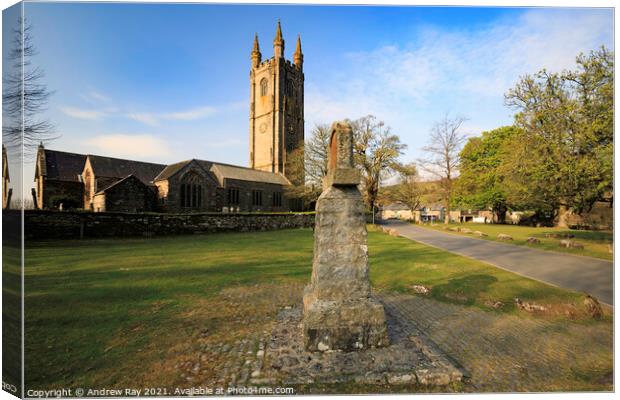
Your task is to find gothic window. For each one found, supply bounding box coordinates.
[272,192,282,207]
[227,187,240,205]
[260,78,268,96]
[180,171,203,209]
[252,190,263,206]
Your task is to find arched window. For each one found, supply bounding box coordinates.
[180,171,203,209]
[260,78,268,96]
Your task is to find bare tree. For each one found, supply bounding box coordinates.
[419,114,468,224]
[351,115,407,213]
[285,123,331,207]
[3,18,57,156]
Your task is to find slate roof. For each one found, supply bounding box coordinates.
[153,159,290,186]
[420,204,446,212]
[87,155,166,185]
[152,160,194,182]
[95,174,146,195]
[41,149,87,182]
[209,162,290,186]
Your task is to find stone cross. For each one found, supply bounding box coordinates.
[302,121,389,352]
[323,122,359,188]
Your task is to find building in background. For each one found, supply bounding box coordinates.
[249,20,304,184]
[34,22,302,213]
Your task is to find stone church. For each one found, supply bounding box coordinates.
[34,21,304,213]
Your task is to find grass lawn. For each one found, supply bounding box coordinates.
[418,222,613,260]
[21,227,612,392]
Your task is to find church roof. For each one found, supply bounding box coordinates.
[39,149,87,182]
[94,174,146,195]
[87,155,166,185]
[153,159,290,186]
[209,162,290,186]
[152,160,193,182]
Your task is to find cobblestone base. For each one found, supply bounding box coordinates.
[259,306,464,386]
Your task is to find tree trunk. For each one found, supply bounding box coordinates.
[556,204,570,228]
[494,204,507,224]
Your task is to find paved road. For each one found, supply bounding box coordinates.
[383,221,614,305]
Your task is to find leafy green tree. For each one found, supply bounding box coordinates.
[455,126,520,223]
[503,47,613,227]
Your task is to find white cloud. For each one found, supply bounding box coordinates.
[125,106,217,126]
[305,9,612,152]
[62,100,219,127]
[88,90,110,103]
[208,138,245,148]
[162,106,217,121]
[59,106,109,120]
[127,113,160,127]
[79,89,113,105]
[85,134,171,159]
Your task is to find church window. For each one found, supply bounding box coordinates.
[252,190,263,206]
[272,192,282,207]
[228,187,240,205]
[180,176,203,209]
[260,78,268,96]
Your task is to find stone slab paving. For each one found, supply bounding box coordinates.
[384,221,613,305]
[381,292,613,392]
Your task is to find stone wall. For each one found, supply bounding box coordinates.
[16,210,315,240]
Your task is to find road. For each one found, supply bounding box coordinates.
[383,220,614,305]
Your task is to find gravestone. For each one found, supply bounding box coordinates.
[302,121,389,352]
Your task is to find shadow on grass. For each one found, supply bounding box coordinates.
[431,274,498,306]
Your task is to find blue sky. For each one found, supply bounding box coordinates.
[3,3,614,191]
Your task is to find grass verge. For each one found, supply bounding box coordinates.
[22,227,611,392]
[414,222,612,260]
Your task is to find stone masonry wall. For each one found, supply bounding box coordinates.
[16,210,315,240]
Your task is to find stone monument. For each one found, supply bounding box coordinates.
[302,121,389,352]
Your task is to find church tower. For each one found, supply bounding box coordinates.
[249,20,304,183]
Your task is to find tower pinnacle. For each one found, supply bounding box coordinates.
[294,34,303,69]
[251,33,261,68]
[273,19,284,59]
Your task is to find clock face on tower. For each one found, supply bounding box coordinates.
[259,123,267,133]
